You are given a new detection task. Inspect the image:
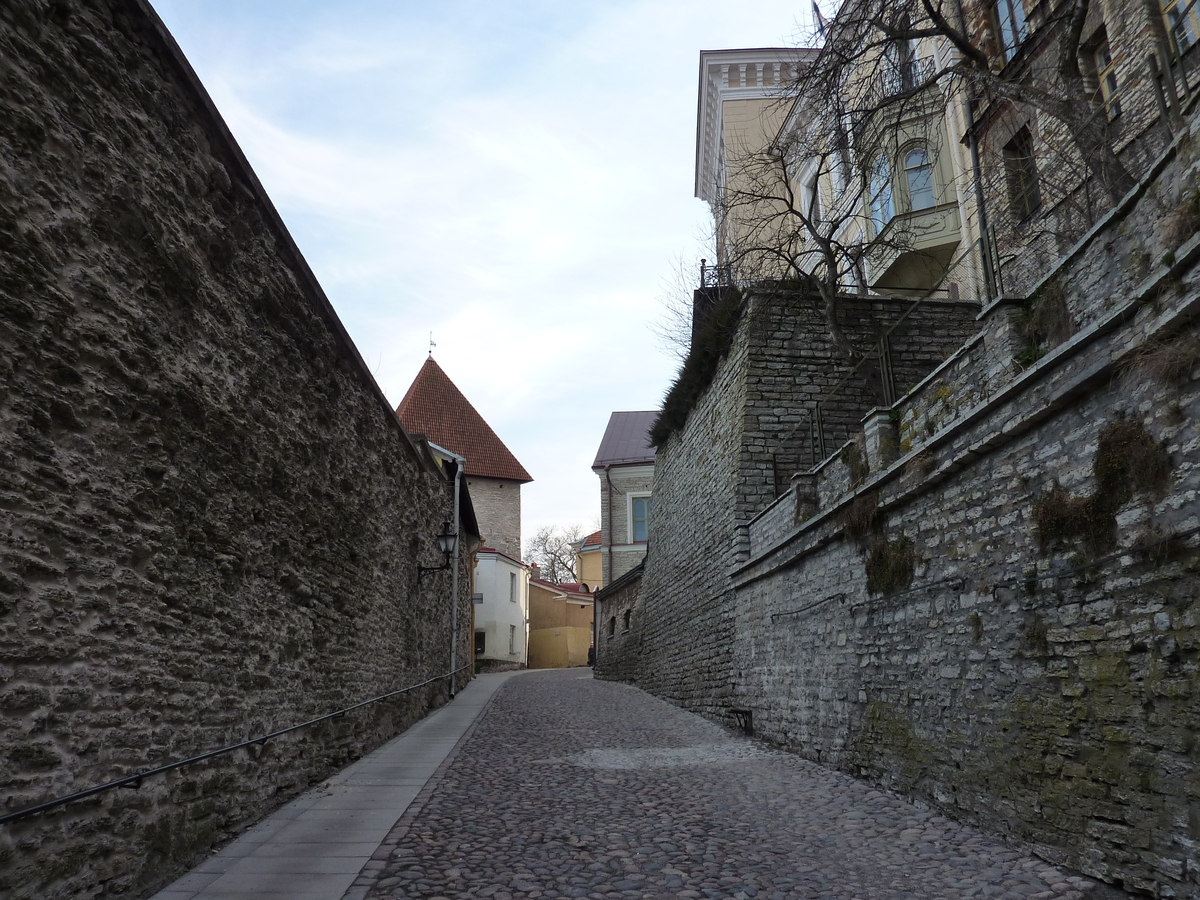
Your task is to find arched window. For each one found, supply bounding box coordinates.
[870,155,894,233]
[903,147,935,211]
[608,616,616,638]
[622,609,631,632]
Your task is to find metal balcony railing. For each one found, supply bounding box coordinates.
[881,56,936,98]
[699,258,735,289]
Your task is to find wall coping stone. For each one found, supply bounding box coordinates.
[732,233,1200,589]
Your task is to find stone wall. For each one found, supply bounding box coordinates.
[735,291,979,525]
[594,563,644,684]
[631,288,978,722]
[464,477,522,559]
[0,3,473,898]
[635,106,1200,895]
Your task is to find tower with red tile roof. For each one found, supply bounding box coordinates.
[397,357,532,559]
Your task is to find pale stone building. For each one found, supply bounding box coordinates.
[397,357,533,670]
[592,411,657,585]
[396,357,532,559]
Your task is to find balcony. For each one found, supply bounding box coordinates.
[866,201,962,293]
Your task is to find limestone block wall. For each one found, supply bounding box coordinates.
[0,3,472,898]
[465,477,522,560]
[594,565,644,684]
[728,126,1200,896]
[634,333,750,720]
[737,293,979,521]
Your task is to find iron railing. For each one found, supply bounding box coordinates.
[881,56,936,98]
[699,258,735,289]
[0,663,474,826]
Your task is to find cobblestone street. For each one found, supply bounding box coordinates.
[352,670,1127,900]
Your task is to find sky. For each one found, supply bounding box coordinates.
[149,0,813,547]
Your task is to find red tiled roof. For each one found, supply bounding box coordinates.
[581,530,602,548]
[530,578,593,597]
[397,358,532,483]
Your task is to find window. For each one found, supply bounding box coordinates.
[1092,36,1121,118]
[1003,127,1040,220]
[509,624,516,654]
[1164,0,1199,52]
[608,616,616,638]
[994,0,1029,62]
[622,610,632,632]
[509,572,516,602]
[475,631,486,654]
[884,38,922,94]
[869,155,894,234]
[903,147,936,211]
[630,494,651,543]
[801,170,821,222]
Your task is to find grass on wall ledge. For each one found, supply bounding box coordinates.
[650,287,744,447]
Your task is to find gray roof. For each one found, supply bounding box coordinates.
[592,411,658,467]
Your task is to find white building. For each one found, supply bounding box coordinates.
[472,548,529,670]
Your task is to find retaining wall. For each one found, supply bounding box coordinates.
[639,108,1200,895]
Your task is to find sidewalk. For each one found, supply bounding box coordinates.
[150,671,522,900]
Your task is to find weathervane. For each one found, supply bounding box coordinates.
[429,332,436,357]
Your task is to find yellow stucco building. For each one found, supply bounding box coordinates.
[526,577,594,669]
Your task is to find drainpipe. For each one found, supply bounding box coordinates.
[601,463,614,668]
[951,0,997,299]
[603,464,614,587]
[434,447,466,697]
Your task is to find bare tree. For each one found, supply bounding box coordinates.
[715,32,973,364]
[525,524,585,584]
[713,0,1172,348]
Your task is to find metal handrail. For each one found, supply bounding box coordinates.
[0,662,474,826]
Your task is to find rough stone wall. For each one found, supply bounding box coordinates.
[728,124,1200,896]
[464,477,522,559]
[594,565,644,684]
[963,0,1178,297]
[738,292,979,521]
[634,331,750,720]
[0,3,472,898]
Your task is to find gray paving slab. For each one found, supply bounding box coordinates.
[149,671,521,900]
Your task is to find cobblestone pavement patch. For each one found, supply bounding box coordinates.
[356,670,1130,900]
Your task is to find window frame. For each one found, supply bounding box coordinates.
[994,0,1029,63]
[628,492,652,544]
[1092,35,1121,119]
[1003,126,1041,221]
[869,154,895,235]
[901,145,936,211]
[1164,0,1199,53]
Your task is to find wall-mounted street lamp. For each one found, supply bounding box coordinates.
[417,521,458,583]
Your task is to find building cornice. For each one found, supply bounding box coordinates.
[695,48,816,204]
